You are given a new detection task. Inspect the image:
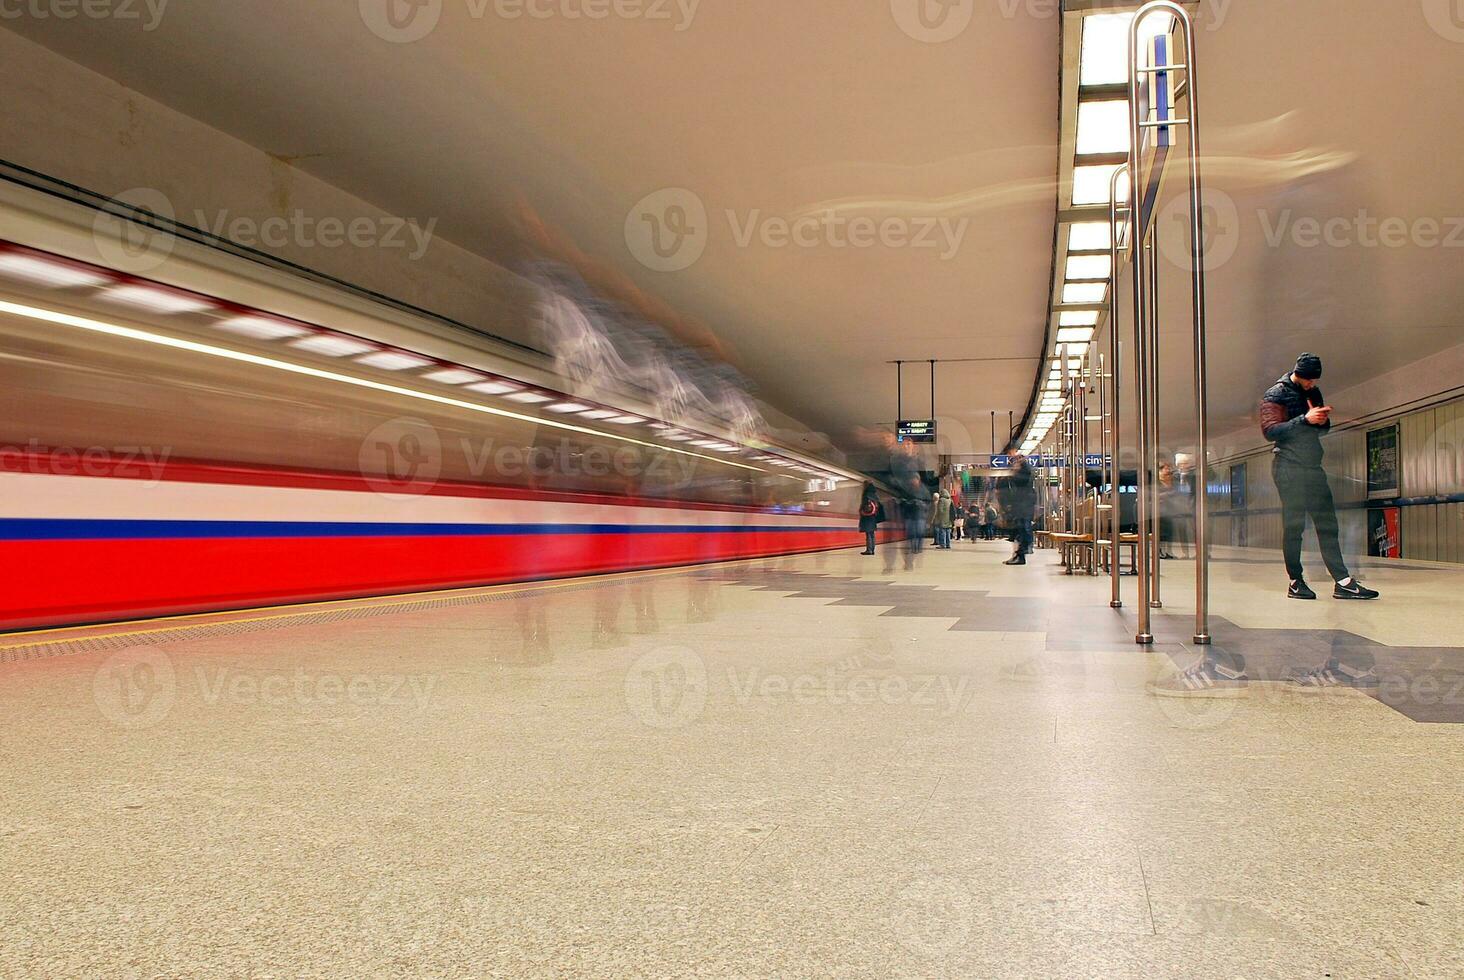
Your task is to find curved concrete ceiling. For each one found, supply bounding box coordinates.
[9,1,1459,463]
[2,1,1061,457]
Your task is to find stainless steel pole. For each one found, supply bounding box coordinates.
[1178,6,1213,646]
[1128,15,1153,644]
[1146,233,1163,609]
[1108,165,1130,609]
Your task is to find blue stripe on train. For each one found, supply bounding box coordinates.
[0,519,852,541]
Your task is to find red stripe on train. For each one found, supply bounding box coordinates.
[1,529,899,631]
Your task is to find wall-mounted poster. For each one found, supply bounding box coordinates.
[1367,424,1400,500]
[1368,507,1402,558]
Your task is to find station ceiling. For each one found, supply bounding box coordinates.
[7,0,1464,458]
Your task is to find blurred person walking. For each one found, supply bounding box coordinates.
[999,454,1038,566]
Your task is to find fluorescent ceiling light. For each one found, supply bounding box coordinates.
[215,315,309,340]
[290,334,376,357]
[1057,327,1096,344]
[1062,282,1107,304]
[1072,165,1129,206]
[1068,223,1112,253]
[101,284,213,314]
[1060,311,1099,327]
[422,369,483,385]
[1076,100,1131,156]
[1065,255,1112,281]
[505,391,552,404]
[357,351,431,371]
[465,380,520,395]
[1081,12,1171,87]
[608,415,645,424]
[579,409,620,420]
[0,253,110,288]
[547,402,589,413]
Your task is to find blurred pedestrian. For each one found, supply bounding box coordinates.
[858,481,885,556]
[999,453,1037,566]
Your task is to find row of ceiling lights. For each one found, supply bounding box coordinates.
[1020,8,1173,456]
[0,245,842,482]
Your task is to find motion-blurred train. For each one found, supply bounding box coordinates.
[0,181,888,631]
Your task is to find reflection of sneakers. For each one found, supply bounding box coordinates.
[1147,657,1249,698]
[1288,580,1317,600]
[1287,658,1380,692]
[1334,580,1380,600]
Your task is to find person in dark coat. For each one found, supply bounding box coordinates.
[998,453,1038,565]
[1259,353,1378,602]
[857,481,885,556]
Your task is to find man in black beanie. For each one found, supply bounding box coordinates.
[1260,353,1380,608]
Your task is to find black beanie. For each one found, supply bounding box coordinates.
[1294,353,1323,380]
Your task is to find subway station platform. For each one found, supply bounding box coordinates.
[4,542,1463,977]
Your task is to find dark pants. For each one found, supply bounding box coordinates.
[864,529,876,552]
[1011,518,1033,556]
[1274,459,1350,582]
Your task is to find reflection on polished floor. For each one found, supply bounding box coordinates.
[4,542,1463,977]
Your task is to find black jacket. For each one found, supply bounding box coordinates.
[1260,373,1329,467]
[998,461,1037,516]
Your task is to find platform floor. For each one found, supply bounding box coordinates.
[4,540,1464,977]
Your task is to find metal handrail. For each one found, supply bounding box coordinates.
[1127,0,1213,646]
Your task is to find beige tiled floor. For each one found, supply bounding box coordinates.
[2,542,1462,977]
